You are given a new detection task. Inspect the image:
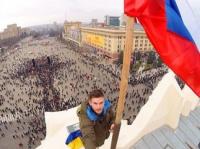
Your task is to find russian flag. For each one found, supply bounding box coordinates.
[124,0,200,97]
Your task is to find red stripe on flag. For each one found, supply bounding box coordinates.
[124,0,200,97]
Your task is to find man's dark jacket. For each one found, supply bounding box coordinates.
[77,100,114,149]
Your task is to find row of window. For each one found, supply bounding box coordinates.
[83,33,151,43]
[85,41,151,53]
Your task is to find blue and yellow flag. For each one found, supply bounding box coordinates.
[65,130,84,149]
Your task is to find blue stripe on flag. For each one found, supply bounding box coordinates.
[66,130,82,145]
[166,0,194,42]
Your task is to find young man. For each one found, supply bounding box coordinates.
[77,89,115,149]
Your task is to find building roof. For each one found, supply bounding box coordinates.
[134,23,144,31]
[81,23,144,33]
[37,71,200,149]
[132,107,200,149]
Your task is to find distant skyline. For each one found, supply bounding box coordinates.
[0,0,199,32]
[0,0,123,31]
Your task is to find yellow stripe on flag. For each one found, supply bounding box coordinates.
[67,137,84,149]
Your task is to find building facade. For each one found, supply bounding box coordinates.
[91,19,98,26]
[81,25,154,59]
[0,24,22,41]
[63,21,154,59]
[105,16,120,26]
[63,22,81,45]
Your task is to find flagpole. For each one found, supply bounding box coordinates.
[110,15,134,149]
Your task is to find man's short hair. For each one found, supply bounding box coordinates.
[88,89,104,100]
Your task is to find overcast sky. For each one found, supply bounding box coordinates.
[0,0,199,31]
[0,0,123,31]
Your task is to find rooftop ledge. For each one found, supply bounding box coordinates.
[37,70,200,149]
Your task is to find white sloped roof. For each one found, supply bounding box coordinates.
[37,71,200,149]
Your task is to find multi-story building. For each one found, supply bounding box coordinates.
[91,19,98,26]
[81,24,154,59]
[0,32,3,40]
[0,24,22,41]
[120,14,127,26]
[105,16,120,26]
[63,21,154,59]
[63,21,81,45]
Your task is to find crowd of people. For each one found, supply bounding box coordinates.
[0,36,168,149]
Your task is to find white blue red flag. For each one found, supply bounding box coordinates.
[124,0,200,97]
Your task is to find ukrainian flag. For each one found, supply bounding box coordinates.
[65,130,84,149]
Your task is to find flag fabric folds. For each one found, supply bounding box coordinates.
[65,130,84,149]
[67,137,84,149]
[124,0,200,97]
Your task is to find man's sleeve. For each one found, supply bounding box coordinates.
[109,107,115,125]
[79,110,96,149]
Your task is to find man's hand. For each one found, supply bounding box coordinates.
[109,124,115,133]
